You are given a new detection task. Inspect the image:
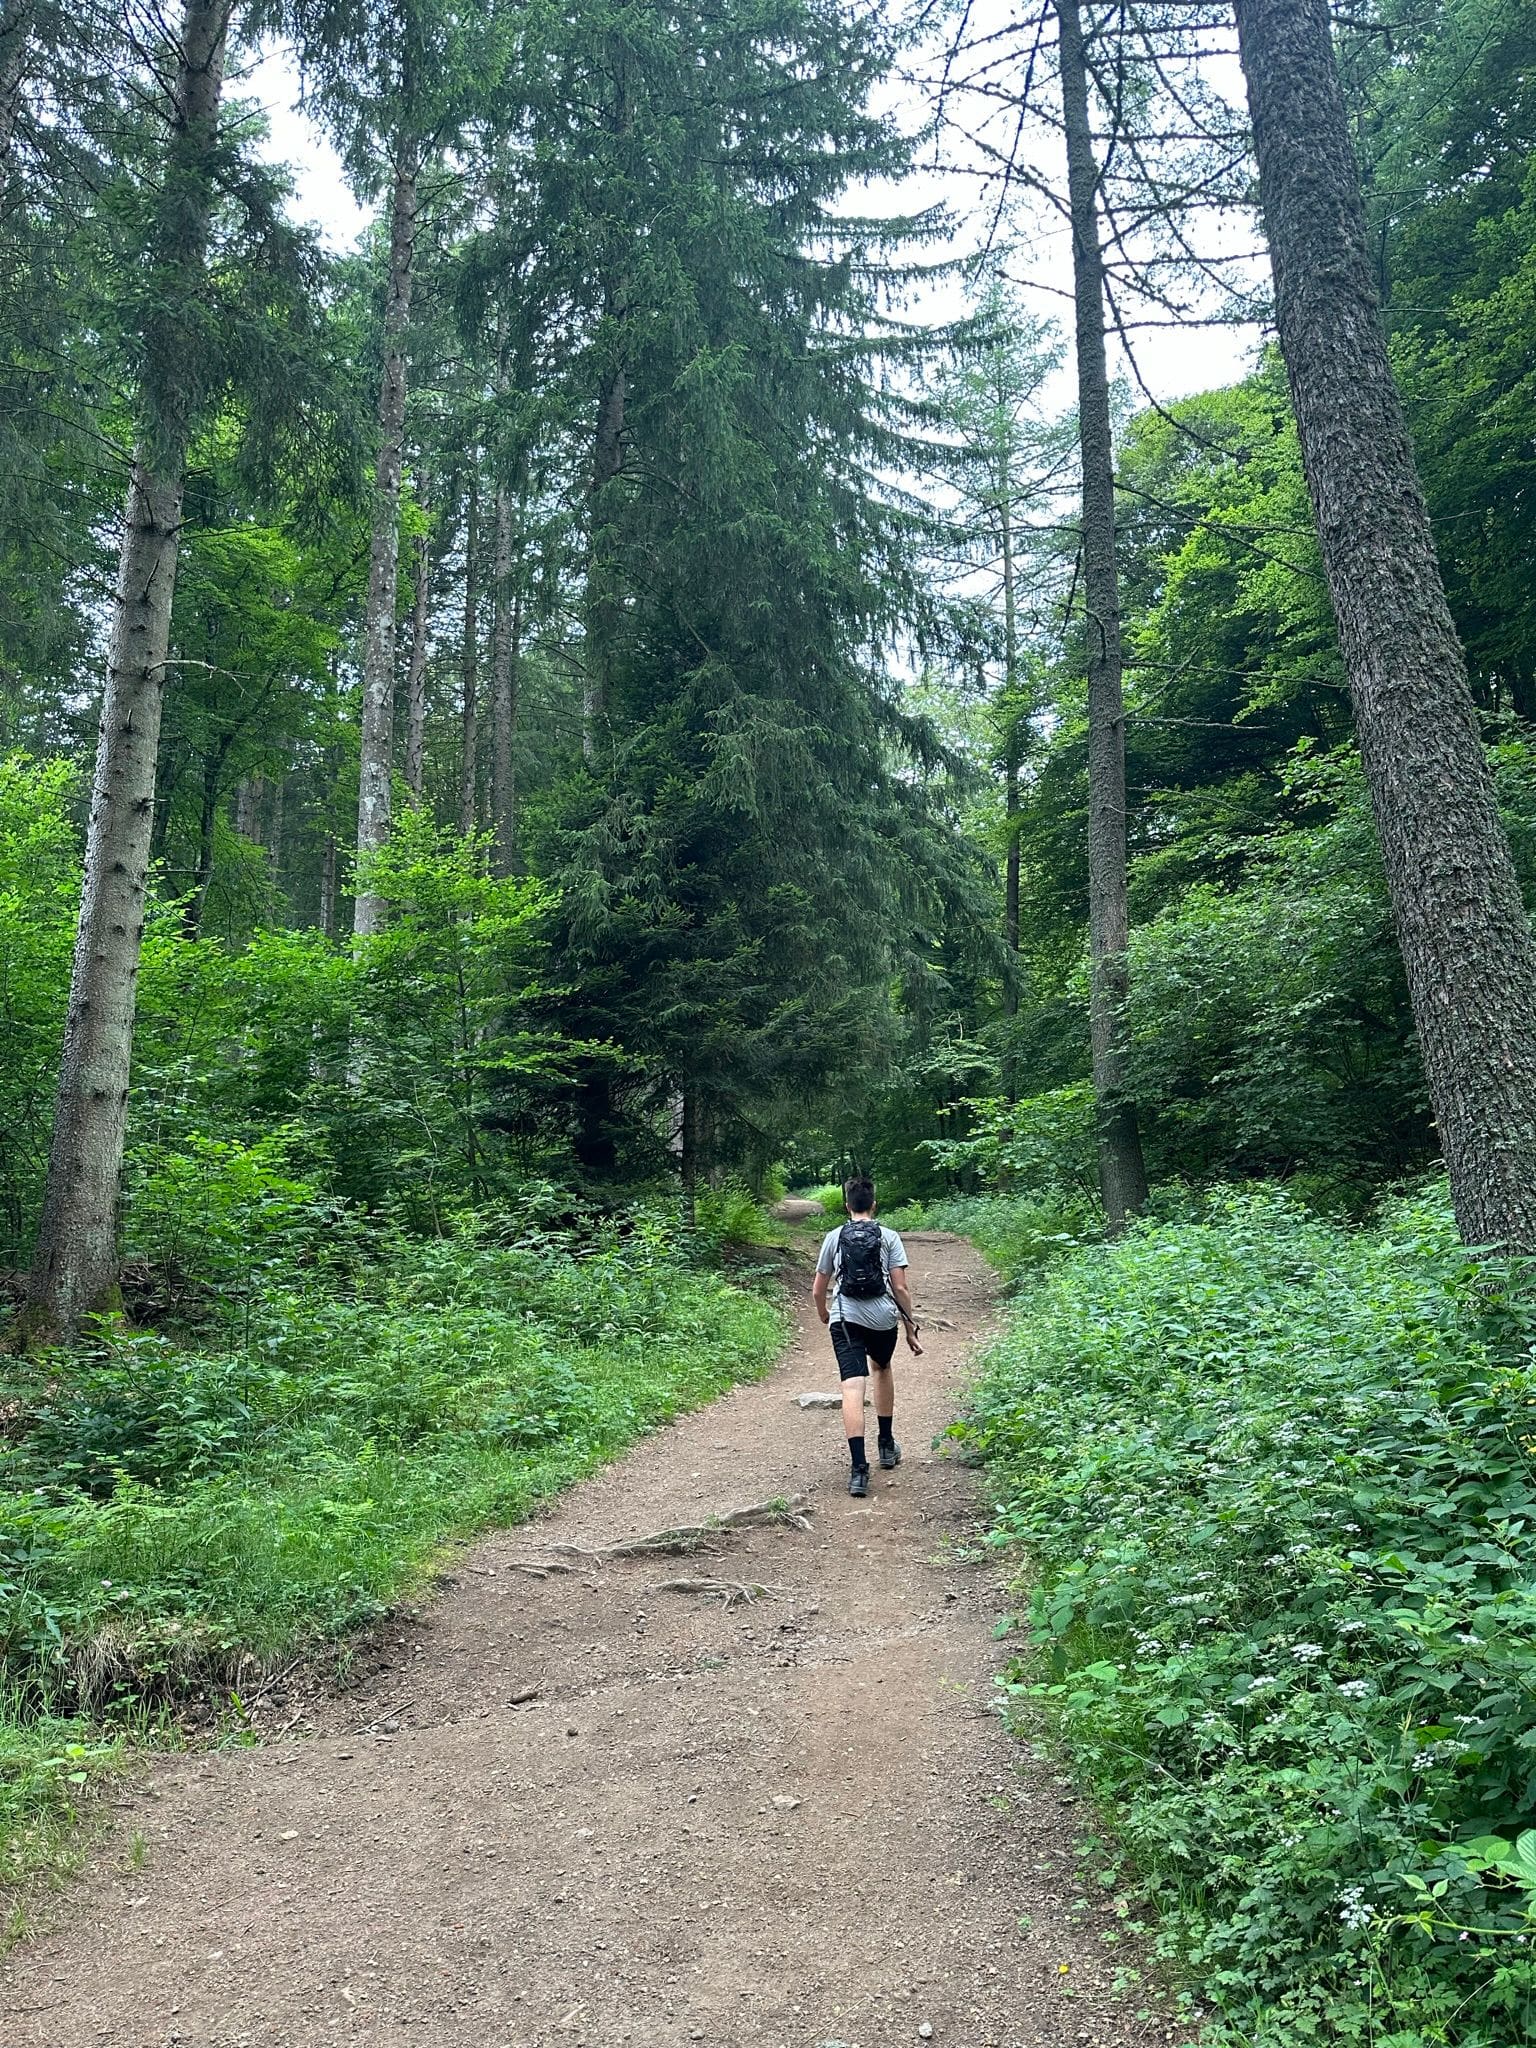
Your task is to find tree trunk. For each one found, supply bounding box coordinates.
[679,1086,700,1225]
[403,480,432,804]
[267,768,284,890]
[320,831,338,943]
[489,482,522,875]
[184,736,233,938]
[353,143,418,940]
[459,474,480,835]
[584,43,631,767]
[24,0,229,1340]
[1235,0,1536,1252]
[234,773,262,842]
[1058,0,1149,1232]
[999,490,1022,1021]
[584,351,626,764]
[0,0,32,182]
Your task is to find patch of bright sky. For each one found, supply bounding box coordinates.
[240,44,370,252]
[239,20,1264,404]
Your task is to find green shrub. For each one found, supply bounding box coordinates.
[693,1180,778,1247]
[917,1191,1098,1284]
[961,1184,1536,2045]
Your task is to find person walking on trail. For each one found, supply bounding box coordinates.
[811,1175,922,1497]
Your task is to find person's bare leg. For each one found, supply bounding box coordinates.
[871,1358,900,1467]
[840,1372,867,1443]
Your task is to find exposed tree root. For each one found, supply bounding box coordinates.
[652,1575,788,1609]
[511,1495,811,1572]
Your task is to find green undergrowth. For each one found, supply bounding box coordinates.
[889,1190,1098,1284]
[959,1184,1536,2047]
[0,1209,782,1905]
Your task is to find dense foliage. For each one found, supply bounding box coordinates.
[0,1202,780,1897]
[961,1187,1536,2047]
[7,3,1536,2041]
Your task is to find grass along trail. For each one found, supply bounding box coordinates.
[2,1233,1172,2048]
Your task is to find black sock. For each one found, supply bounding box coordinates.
[877,1416,895,1445]
[848,1435,868,1470]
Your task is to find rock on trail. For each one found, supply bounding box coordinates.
[3,1233,1175,2048]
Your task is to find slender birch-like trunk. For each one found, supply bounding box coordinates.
[459,475,480,835]
[584,349,625,764]
[583,39,631,764]
[1235,0,1536,1251]
[24,0,230,1338]
[1057,0,1149,1232]
[999,485,1022,1019]
[353,143,418,939]
[489,482,522,875]
[403,484,432,804]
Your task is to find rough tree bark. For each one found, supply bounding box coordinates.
[1057,0,1149,1231]
[403,478,432,804]
[459,474,480,835]
[0,0,32,180]
[1234,0,1536,1252]
[353,142,418,940]
[24,0,230,1338]
[489,481,522,874]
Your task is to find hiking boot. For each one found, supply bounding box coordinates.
[848,1465,870,1497]
[879,1438,902,1470]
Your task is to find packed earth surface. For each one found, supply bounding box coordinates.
[3,1235,1176,2048]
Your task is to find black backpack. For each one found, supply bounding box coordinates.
[837,1220,888,1300]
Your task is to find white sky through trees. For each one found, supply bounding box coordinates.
[242,22,1261,407]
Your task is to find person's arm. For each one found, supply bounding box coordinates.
[888,1239,922,1353]
[812,1233,835,1323]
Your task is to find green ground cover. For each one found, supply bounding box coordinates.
[0,1211,782,1915]
[960,1185,1536,2047]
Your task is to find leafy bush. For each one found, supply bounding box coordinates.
[923,1083,1100,1198]
[962,1185,1536,2045]
[915,1191,1098,1285]
[693,1180,778,1247]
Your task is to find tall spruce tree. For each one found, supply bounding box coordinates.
[508,0,982,1182]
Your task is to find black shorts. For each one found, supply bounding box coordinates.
[830,1318,899,1379]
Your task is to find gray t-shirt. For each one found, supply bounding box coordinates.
[816,1222,908,1331]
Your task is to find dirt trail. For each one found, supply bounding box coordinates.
[3,1234,1168,2048]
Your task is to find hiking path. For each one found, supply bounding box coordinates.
[2,1232,1172,2048]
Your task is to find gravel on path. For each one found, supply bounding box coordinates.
[3,1233,1180,2048]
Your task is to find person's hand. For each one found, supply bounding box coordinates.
[904,1322,924,1355]
[817,1305,830,1324]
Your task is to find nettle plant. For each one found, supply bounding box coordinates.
[964,1184,1536,2046]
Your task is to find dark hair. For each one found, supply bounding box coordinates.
[843,1174,876,1213]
